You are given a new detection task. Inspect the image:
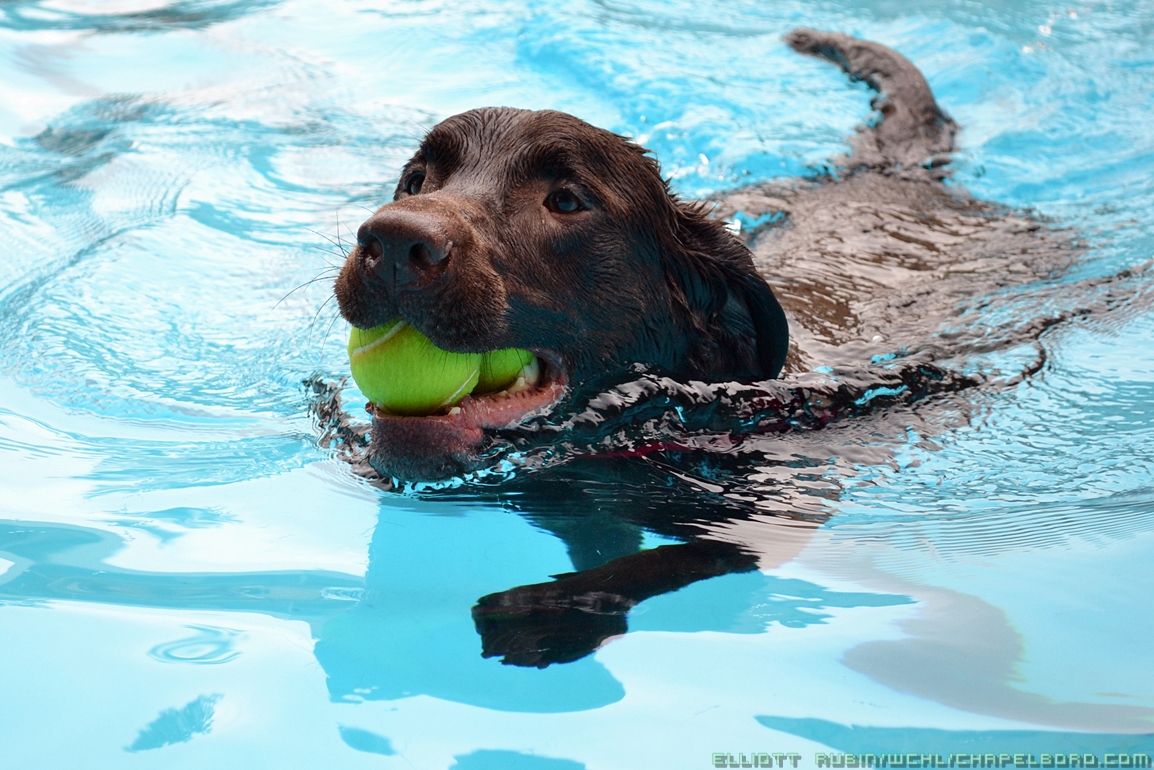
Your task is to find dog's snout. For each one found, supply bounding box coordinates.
[357,209,452,283]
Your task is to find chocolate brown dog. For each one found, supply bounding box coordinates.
[332,29,1018,482]
[320,31,1119,677]
[334,110,791,479]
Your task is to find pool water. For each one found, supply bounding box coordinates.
[1,0,1152,767]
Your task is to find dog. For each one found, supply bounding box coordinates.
[330,29,1083,483]
[332,102,790,480]
[312,32,1154,718]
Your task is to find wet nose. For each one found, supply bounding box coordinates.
[356,209,451,284]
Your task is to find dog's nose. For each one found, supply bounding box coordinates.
[356,209,451,284]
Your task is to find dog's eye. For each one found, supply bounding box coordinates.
[404,172,425,196]
[545,189,583,214]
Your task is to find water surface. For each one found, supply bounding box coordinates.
[1,0,1152,767]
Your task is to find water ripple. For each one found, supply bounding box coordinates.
[148,625,243,665]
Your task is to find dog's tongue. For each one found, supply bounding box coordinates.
[347,320,537,416]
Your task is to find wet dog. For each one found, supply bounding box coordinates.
[329,29,1077,483]
[314,31,1154,709]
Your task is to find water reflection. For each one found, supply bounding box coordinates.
[457,457,841,668]
[148,624,243,665]
[124,693,222,753]
[756,715,1154,754]
[0,0,1150,760]
[0,0,280,34]
[2,434,1153,733]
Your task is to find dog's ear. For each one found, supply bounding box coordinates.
[730,269,789,379]
[660,202,789,380]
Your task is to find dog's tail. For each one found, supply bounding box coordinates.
[785,28,957,176]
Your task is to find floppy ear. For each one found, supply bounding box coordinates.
[660,202,789,380]
[734,270,789,379]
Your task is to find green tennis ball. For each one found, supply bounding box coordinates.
[477,347,537,393]
[348,320,481,416]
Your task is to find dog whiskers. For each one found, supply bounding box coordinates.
[274,271,340,310]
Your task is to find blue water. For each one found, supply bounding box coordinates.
[1,0,1152,767]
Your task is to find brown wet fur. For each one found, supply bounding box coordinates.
[310,32,1154,732]
[334,110,788,383]
[713,172,1077,375]
[331,28,1075,483]
[333,109,790,480]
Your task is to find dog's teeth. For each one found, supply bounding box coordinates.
[448,406,462,415]
[505,359,540,394]
[519,357,541,386]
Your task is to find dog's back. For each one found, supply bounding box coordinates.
[711,31,1079,380]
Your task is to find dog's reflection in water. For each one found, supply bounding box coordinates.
[469,455,826,668]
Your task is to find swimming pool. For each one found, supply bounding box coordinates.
[0,0,1151,767]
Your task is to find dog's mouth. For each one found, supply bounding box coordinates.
[341,313,573,480]
[361,347,568,481]
[364,350,568,432]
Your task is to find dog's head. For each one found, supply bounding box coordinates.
[335,107,787,480]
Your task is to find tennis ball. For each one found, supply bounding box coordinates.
[477,347,537,393]
[348,320,481,416]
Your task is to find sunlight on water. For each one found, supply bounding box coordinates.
[0,0,1152,767]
